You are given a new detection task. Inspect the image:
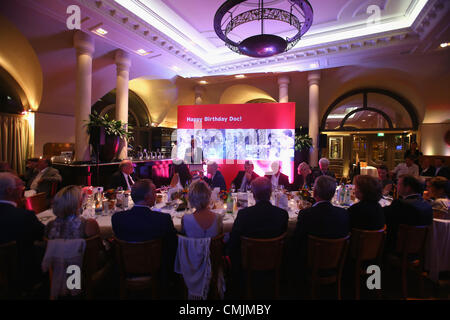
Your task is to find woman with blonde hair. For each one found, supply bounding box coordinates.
[290,162,314,191]
[181,180,222,238]
[45,185,100,239]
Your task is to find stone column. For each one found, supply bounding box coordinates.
[74,31,95,161]
[308,71,321,167]
[278,75,290,103]
[115,49,131,160]
[194,85,204,105]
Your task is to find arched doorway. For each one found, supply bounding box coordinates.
[321,88,418,177]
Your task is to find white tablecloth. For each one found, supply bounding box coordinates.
[425,218,450,282]
[360,166,379,178]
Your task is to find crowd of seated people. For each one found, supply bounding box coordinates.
[1,153,449,300]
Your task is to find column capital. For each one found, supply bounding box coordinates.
[73,30,95,56]
[278,75,290,86]
[115,49,131,71]
[308,71,321,85]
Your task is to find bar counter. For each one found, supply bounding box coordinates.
[53,159,173,188]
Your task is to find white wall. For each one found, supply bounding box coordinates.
[420,123,450,156]
[34,112,75,157]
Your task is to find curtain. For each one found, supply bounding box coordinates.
[0,113,33,175]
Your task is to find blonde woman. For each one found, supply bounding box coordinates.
[290,162,314,191]
[46,185,100,239]
[181,180,222,238]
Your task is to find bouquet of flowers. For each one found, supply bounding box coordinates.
[219,190,229,201]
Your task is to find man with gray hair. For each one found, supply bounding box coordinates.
[109,159,138,190]
[228,177,288,297]
[0,172,45,294]
[312,157,336,181]
[204,160,226,191]
[293,175,349,277]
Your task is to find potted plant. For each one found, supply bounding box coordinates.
[294,126,313,170]
[85,111,133,162]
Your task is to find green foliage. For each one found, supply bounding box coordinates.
[85,111,133,142]
[295,126,313,151]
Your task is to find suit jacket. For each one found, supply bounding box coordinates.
[435,166,450,179]
[112,206,178,283]
[184,147,204,165]
[347,200,385,231]
[228,200,288,271]
[383,194,433,252]
[311,169,336,181]
[33,167,62,195]
[421,166,436,177]
[0,202,45,290]
[108,171,138,190]
[264,172,290,189]
[231,171,259,191]
[204,170,227,191]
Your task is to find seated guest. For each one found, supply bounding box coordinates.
[231,160,259,192]
[420,158,436,177]
[112,179,177,292]
[290,162,314,191]
[23,158,39,189]
[46,185,100,240]
[0,172,45,292]
[228,177,288,283]
[434,157,450,179]
[181,180,223,238]
[264,161,290,190]
[169,161,192,189]
[383,174,433,251]
[426,176,449,218]
[0,161,16,174]
[293,175,349,245]
[404,141,422,166]
[348,175,385,230]
[29,158,62,195]
[109,160,137,191]
[204,161,226,191]
[392,155,419,180]
[312,158,336,181]
[377,165,394,196]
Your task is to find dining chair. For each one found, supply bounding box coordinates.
[387,224,429,299]
[0,241,18,299]
[113,237,162,300]
[240,232,287,299]
[307,234,350,300]
[23,192,49,214]
[350,226,387,299]
[44,235,111,300]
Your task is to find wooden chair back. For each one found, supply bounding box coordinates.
[24,192,49,213]
[350,226,387,261]
[114,237,162,276]
[241,233,287,271]
[307,234,350,271]
[395,224,429,255]
[0,241,18,299]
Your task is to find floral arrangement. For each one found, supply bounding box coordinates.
[219,190,229,201]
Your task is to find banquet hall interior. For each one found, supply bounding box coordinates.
[0,0,449,301]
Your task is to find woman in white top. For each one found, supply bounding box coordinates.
[426,176,449,219]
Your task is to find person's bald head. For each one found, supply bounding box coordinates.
[0,172,24,203]
[119,160,134,175]
[251,177,272,202]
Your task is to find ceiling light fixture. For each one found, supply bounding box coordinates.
[214,0,313,58]
[235,74,246,78]
[199,80,208,84]
[93,27,108,36]
[136,49,151,55]
[440,42,450,48]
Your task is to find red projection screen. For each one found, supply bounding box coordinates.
[176,103,295,188]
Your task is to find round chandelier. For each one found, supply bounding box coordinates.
[214,0,313,58]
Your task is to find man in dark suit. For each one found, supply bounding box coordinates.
[108,160,138,190]
[420,158,435,177]
[0,172,45,294]
[29,158,62,195]
[383,174,433,252]
[231,160,259,191]
[227,177,288,297]
[434,158,450,179]
[311,157,336,182]
[204,161,226,191]
[264,161,290,190]
[112,179,177,294]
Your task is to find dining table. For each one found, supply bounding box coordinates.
[425,217,450,282]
